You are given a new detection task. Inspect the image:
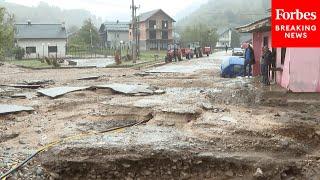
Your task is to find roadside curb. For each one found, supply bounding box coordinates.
[12,59,165,70]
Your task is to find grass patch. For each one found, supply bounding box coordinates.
[139,51,166,61]
[8,59,53,68]
[106,51,166,68]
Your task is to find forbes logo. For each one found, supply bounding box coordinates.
[276,9,317,20]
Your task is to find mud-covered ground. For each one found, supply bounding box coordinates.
[1,51,320,180]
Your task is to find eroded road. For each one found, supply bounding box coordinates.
[1,51,320,179]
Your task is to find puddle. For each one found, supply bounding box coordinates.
[147,60,216,73]
[68,58,114,68]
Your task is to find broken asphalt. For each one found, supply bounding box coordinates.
[0,51,320,179]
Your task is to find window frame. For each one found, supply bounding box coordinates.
[48,46,58,53]
[149,30,156,39]
[149,20,156,29]
[162,20,168,29]
[162,31,168,39]
[26,46,36,54]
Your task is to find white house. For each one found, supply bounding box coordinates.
[99,21,130,49]
[216,28,232,48]
[14,21,67,59]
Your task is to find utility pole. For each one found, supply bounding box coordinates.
[131,0,139,63]
[137,16,140,60]
[131,0,137,63]
[135,8,139,60]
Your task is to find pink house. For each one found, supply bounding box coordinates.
[236,17,320,92]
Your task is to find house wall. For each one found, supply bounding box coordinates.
[251,30,320,92]
[16,39,67,59]
[216,29,232,48]
[107,31,129,49]
[277,48,320,92]
[276,48,290,89]
[252,31,271,76]
[139,22,147,40]
[129,11,174,51]
[129,22,147,41]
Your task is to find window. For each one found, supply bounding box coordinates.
[149,30,156,39]
[48,46,57,53]
[26,47,36,54]
[162,31,168,39]
[149,20,156,29]
[281,48,286,65]
[162,21,168,29]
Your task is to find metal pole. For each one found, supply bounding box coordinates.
[135,7,139,59]
[131,0,137,63]
[42,43,44,58]
[90,28,93,58]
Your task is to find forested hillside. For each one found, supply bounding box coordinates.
[176,0,270,32]
[0,1,101,28]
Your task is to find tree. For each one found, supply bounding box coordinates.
[68,25,79,34]
[231,30,240,48]
[180,23,218,48]
[0,7,14,60]
[69,19,100,48]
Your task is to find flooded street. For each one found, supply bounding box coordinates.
[1,51,320,179]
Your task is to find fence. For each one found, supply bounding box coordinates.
[1,46,133,61]
[66,46,131,59]
[0,48,15,61]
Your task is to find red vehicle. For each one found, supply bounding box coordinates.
[189,42,203,58]
[203,47,212,56]
[181,48,194,59]
[165,44,182,63]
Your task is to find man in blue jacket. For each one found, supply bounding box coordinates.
[244,44,252,77]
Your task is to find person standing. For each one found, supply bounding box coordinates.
[270,48,277,82]
[244,44,254,77]
[261,46,272,85]
[248,44,255,76]
[225,45,228,53]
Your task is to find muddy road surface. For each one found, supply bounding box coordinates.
[1,51,320,179]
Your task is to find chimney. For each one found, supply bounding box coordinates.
[27,20,31,25]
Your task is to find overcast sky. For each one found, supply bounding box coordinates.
[6,0,208,21]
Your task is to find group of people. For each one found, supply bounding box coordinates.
[243,44,276,86]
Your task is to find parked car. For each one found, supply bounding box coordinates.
[232,48,244,56]
[221,56,250,78]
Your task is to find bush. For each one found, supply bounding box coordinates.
[45,57,52,65]
[51,59,61,68]
[13,47,25,60]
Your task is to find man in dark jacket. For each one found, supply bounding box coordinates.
[261,46,272,85]
[270,48,277,81]
[244,44,255,77]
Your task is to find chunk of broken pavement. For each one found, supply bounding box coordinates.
[0,104,34,115]
[254,168,263,177]
[37,87,90,98]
